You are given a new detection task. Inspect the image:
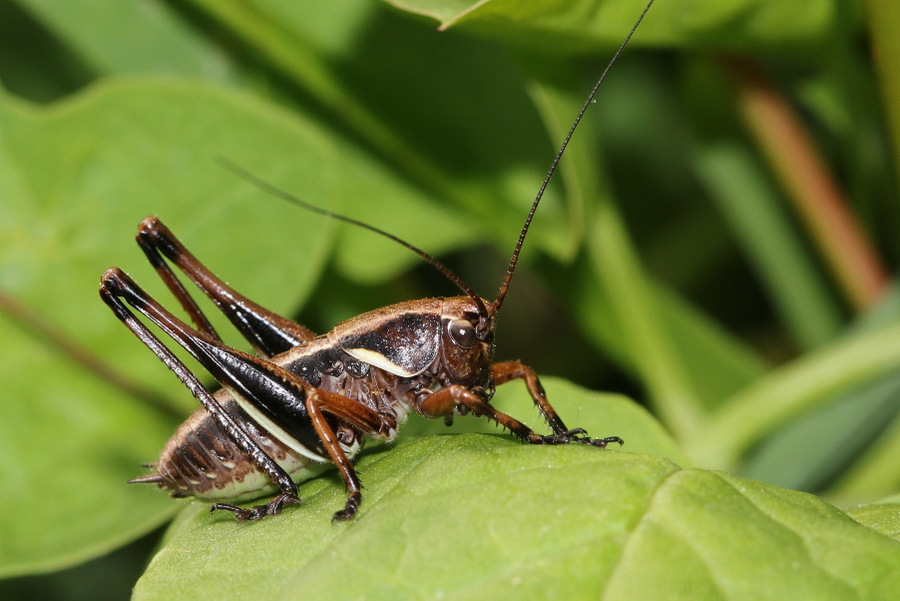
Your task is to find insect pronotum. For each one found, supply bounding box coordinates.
[99,1,654,521]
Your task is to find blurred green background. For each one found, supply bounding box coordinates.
[1,0,899,598]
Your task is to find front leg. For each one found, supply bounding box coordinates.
[492,361,568,435]
[492,361,623,447]
[417,383,622,448]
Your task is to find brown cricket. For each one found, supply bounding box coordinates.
[99,1,652,521]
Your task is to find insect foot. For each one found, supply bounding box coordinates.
[211,493,301,521]
[331,491,362,522]
[528,428,625,448]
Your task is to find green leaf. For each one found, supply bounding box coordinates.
[563,247,770,411]
[14,0,238,80]
[694,142,843,349]
[0,79,338,390]
[382,0,838,55]
[0,315,177,578]
[849,502,900,542]
[687,322,900,471]
[867,0,900,182]
[133,403,900,600]
[740,375,900,493]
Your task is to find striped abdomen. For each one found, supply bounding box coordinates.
[132,391,332,502]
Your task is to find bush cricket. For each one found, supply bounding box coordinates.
[100,1,654,522]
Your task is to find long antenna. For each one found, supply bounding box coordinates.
[219,158,490,318]
[223,0,652,322]
[493,0,654,311]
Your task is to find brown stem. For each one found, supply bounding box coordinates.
[728,58,889,312]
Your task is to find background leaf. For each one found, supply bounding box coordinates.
[381,0,838,54]
[849,500,900,541]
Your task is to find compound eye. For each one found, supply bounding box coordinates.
[448,319,477,348]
